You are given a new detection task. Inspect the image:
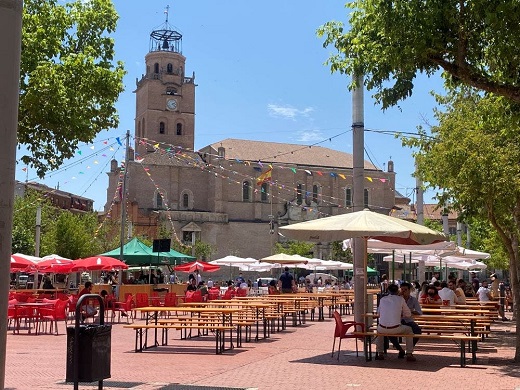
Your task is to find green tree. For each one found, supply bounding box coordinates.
[12,189,57,255]
[54,211,102,259]
[20,0,125,177]
[274,241,315,257]
[403,87,520,359]
[318,1,520,109]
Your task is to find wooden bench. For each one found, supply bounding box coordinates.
[124,323,235,354]
[354,331,480,367]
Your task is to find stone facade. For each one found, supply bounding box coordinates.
[103,22,401,260]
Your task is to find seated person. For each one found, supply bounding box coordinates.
[419,285,442,305]
[268,280,279,295]
[78,281,98,321]
[186,278,197,292]
[197,281,209,296]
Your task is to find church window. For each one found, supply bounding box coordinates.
[180,189,194,210]
[312,184,319,204]
[242,181,251,202]
[156,192,163,209]
[183,193,189,208]
[176,123,182,135]
[364,188,369,209]
[296,183,303,205]
[166,87,177,95]
[345,187,352,207]
[154,63,159,73]
[261,183,269,202]
[159,122,165,134]
[167,63,173,73]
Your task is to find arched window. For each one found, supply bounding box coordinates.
[183,193,189,208]
[345,187,352,207]
[154,63,159,73]
[156,192,163,209]
[176,123,182,135]
[261,183,269,202]
[364,188,369,209]
[296,183,303,205]
[166,87,177,95]
[180,189,194,210]
[167,63,173,73]
[312,184,319,204]
[242,181,251,201]
[159,122,165,134]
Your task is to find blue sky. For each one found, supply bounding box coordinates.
[18,0,445,211]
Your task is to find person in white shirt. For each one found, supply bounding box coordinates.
[438,281,457,306]
[430,273,439,284]
[477,280,491,303]
[375,283,416,362]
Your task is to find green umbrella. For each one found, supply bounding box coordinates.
[101,237,172,266]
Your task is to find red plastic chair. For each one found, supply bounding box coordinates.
[39,299,69,335]
[208,288,220,301]
[163,292,178,307]
[135,293,148,308]
[331,311,365,360]
[185,290,203,303]
[236,288,248,297]
[113,294,134,323]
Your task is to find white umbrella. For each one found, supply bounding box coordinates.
[237,261,276,272]
[209,255,258,266]
[280,209,447,245]
[260,253,310,265]
[279,209,447,323]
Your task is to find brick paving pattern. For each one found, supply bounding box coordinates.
[5,313,520,390]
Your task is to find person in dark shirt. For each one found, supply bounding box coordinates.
[278,267,295,293]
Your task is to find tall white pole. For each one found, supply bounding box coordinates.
[0,0,22,387]
[352,74,366,324]
[415,162,425,283]
[117,130,130,298]
[34,206,41,289]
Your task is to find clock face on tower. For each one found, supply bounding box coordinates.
[166,99,177,111]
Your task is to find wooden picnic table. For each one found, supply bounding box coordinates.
[129,306,243,353]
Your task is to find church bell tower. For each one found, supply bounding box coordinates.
[134,7,196,156]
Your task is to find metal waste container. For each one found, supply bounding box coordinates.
[66,323,112,382]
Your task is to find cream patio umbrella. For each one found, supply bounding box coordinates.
[209,256,258,279]
[278,209,447,323]
[280,209,447,245]
[259,253,310,265]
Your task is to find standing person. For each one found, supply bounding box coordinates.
[431,272,440,284]
[278,267,295,293]
[490,273,509,321]
[471,272,480,294]
[235,272,245,287]
[375,283,416,362]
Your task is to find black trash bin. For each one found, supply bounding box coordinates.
[66,324,112,382]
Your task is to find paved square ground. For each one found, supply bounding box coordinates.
[5,313,520,390]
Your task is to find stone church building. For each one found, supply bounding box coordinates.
[104,19,404,260]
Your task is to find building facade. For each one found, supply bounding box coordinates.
[104,20,401,260]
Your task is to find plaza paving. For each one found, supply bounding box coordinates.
[5,313,520,390]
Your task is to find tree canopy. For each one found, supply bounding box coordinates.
[318,1,520,109]
[19,0,125,177]
[403,87,520,358]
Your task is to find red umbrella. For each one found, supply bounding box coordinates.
[10,253,39,270]
[36,254,74,273]
[71,256,128,272]
[173,260,220,273]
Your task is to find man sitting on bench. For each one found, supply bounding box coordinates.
[375,283,416,362]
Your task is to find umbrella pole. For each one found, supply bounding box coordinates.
[391,250,395,282]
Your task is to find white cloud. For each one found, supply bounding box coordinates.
[295,130,324,143]
[267,104,314,120]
